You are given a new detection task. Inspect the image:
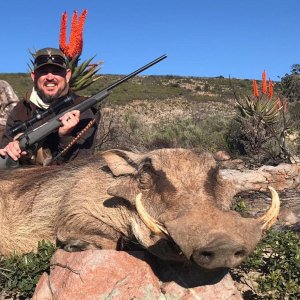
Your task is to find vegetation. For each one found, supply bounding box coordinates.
[128,115,230,152]
[280,64,300,103]
[227,71,297,165]
[280,65,300,134]
[0,241,56,299]
[0,73,252,104]
[234,229,300,300]
[231,197,300,299]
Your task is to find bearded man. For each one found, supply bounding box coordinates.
[0,48,99,166]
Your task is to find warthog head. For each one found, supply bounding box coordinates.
[103,148,279,270]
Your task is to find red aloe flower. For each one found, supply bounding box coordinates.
[59,9,88,59]
[262,70,267,94]
[253,80,259,97]
[76,9,87,57]
[68,11,79,58]
[268,80,273,99]
[59,12,68,54]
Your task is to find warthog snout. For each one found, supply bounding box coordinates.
[191,237,249,269]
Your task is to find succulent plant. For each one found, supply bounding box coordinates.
[59,9,102,92]
[29,9,102,92]
[235,70,281,125]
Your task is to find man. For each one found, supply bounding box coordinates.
[0,47,99,166]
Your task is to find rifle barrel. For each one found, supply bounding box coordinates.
[106,54,167,91]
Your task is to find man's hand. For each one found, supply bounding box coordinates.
[59,110,80,137]
[0,140,27,161]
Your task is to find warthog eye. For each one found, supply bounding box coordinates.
[234,250,247,258]
[201,251,214,258]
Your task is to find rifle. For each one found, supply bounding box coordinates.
[8,96,74,136]
[0,54,167,169]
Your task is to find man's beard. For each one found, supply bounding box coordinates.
[34,80,68,104]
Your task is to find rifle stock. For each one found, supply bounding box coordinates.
[0,54,167,169]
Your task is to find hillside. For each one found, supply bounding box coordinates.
[0,72,283,154]
[1,72,255,105]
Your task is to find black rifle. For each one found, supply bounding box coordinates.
[8,96,74,136]
[0,54,167,169]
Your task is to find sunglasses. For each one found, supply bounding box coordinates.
[35,55,66,68]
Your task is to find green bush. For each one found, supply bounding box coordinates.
[0,241,56,299]
[136,115,230,152]
[239,229,300,299]
[289,102,300,129]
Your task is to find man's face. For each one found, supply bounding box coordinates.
[31,65,72,103]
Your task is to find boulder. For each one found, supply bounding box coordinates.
[0,80,19,126]
[214,150,231,161]
[32,249,242,300]
[0,80,19,141]
[219,161,300,193]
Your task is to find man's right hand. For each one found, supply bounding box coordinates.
[0,140,27,161]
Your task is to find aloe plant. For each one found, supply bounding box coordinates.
[59,9,102,92]
[67,55,102,92]
[28,10,102,92]
[235,71,280,125]
[232,70,292,163]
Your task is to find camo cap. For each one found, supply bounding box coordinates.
[34,48,67,71]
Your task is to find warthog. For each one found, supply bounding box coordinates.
[0,148,279,270]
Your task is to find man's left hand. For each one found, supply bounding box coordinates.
[59,110,80,137]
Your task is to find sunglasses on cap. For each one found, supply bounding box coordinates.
[34,55,67,69]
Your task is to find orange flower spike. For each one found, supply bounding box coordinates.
[253,80,259,97]
[76,9,88,56]
[59,11,68,54]
[68,10,79,58]
[262,70,267,94]
[268,80,273,99]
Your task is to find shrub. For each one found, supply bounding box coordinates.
[229,71,295,164]
[289,101,300,129]
[280,64,300,103]
[0,241,56,299]
[137,115,230,152]
[236,229,300,300]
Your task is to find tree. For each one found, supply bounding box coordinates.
[281,64,300,103]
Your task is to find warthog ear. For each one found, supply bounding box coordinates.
[100,149,145,176]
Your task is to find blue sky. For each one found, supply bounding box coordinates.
[1,1,299,80]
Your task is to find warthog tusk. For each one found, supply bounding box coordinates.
[135,193,170,237]
[258,186,280,230]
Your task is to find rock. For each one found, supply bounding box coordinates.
[219,159,245,170]
[279,207,300,226]
[0,80,19,141]
[161,273,242,300]
[32,273,52,300]
[32,249,242,300]
[214,151,231,161]
[219,161,300,194]
[0,80,19,126]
